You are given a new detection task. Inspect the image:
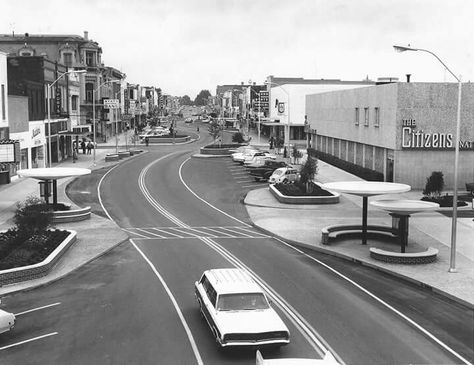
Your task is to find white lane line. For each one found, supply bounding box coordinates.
[199,227,236,238]
[130,240,204,365]
[0,332,58,351]
[185,227,218,238]
[15,302,61,316]
[219,227,256,238]
[152,228,184,238]
[230,171,248,175]
[166,227,201,238]
[241,184,264,188]
[273,237,473,365]
[179,158,251,227]
[232,226,270,237]
[136,228,166,238]
[122,228,149,238]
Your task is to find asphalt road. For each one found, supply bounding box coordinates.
[1,124,472,364]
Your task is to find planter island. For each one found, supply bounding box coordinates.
[269,182,340,204]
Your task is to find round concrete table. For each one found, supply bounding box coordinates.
[322,181,411,245]
[17,168,91,205]
[370,200,440,252]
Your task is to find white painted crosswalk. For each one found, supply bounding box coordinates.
[123,226,271,239]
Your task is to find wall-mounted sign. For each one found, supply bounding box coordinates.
[0,141,20,163]
[104,99,120,109]
[278,102,285,114]
[401,119,473,150]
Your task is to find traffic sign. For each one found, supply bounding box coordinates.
[104,99,120,109]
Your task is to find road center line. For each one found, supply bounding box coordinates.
[0,332,58,351]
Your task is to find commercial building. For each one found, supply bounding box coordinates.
[305,81,474,189]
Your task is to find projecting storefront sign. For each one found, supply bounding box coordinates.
[401,119,473,150]
[278,102,285,114]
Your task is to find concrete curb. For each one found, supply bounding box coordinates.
[249,221,474,310]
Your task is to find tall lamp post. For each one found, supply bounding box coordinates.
[92,79,121,166]
[265,80,290,156]
[47,69,86,167]
[393,45,462,273]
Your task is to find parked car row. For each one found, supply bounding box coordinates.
[230,145,300,183]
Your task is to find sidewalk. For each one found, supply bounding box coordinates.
[1,130,473,309]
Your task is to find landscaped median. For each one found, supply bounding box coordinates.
[0,230,76,286]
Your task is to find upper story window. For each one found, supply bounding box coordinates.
[355,107,359,126]
[364,107,369,126]
[63,53,73,67]
[374,107,380,127]
[85,83,94,102]
[71,95,78,111]
[85,51,95,66]
[1,84,5,120]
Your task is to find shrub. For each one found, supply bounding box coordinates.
[14,196,53,237]
[232,132,245,144]
[307,148,384,181]
[422,171,444,198]
[300,156,318,192]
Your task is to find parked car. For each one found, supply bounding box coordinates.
[256,350,339,364]
[249,161,290,181]
[195,268,290,348]
[244,156,274,169]
[232,149,259,163]
[184,118,193,123]
[243,152,277,166]
[268,167,300,184]
[0,308,16,334]
[229,145,252,154]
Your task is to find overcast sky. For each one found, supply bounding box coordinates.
[1,0,473,99]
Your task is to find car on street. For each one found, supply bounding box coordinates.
[194,268,290,348]
[249,160,290,181]
[0,308,16,334]
[268,167,300,184]
[243,152,276,166]
[256,350,339,364]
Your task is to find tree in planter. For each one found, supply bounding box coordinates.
[13,196,53,242]
[422,171,444,199]
[208,120,222,146]
[299,156,318,193]
[232,132,245,144]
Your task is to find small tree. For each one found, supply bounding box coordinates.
[14,196,53,238]
[232,132,245,144]
[422,171,444,198]
[299,156,318,193]
[292,145,303,164]
[208,120,222,145]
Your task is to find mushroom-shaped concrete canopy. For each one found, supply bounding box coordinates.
[17,167,91,181]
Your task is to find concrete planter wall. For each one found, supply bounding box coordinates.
[269,184,340,204]
[52,206,91,223]
[0,230,77,286]
[200,144,246,155]
[370,247,438,264]
[147,136,190,144]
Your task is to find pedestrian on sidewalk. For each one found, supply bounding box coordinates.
[73,149,78,163]
[197,125,200,133]
[145,137,149,146]
[81,140,86,154]
[86,141,93,154]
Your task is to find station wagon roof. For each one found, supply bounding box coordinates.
[204,269,264,295]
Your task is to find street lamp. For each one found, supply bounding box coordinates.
[265,80,290,157]
[393,45,462,273]
[46,70,86,167]
[92,79,121,165]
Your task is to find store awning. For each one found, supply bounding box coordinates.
[58,130,89,137]
[261,121,284,126]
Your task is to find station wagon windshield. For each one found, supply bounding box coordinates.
[217,293,269,311]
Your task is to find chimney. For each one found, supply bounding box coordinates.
[406,74,411,83]
[84,31,88,40]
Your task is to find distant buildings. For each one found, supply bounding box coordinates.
[0,31,168,182]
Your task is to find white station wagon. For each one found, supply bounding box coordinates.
[195,268,290,348]
[0,308,16,334]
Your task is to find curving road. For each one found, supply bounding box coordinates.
[1,125,472,364]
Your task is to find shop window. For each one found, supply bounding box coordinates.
[374,107,380,127]
[364,107,369,126]
[355,108,359,125]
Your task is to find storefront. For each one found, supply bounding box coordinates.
[10,121,47,172]
[305,82,474,189]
